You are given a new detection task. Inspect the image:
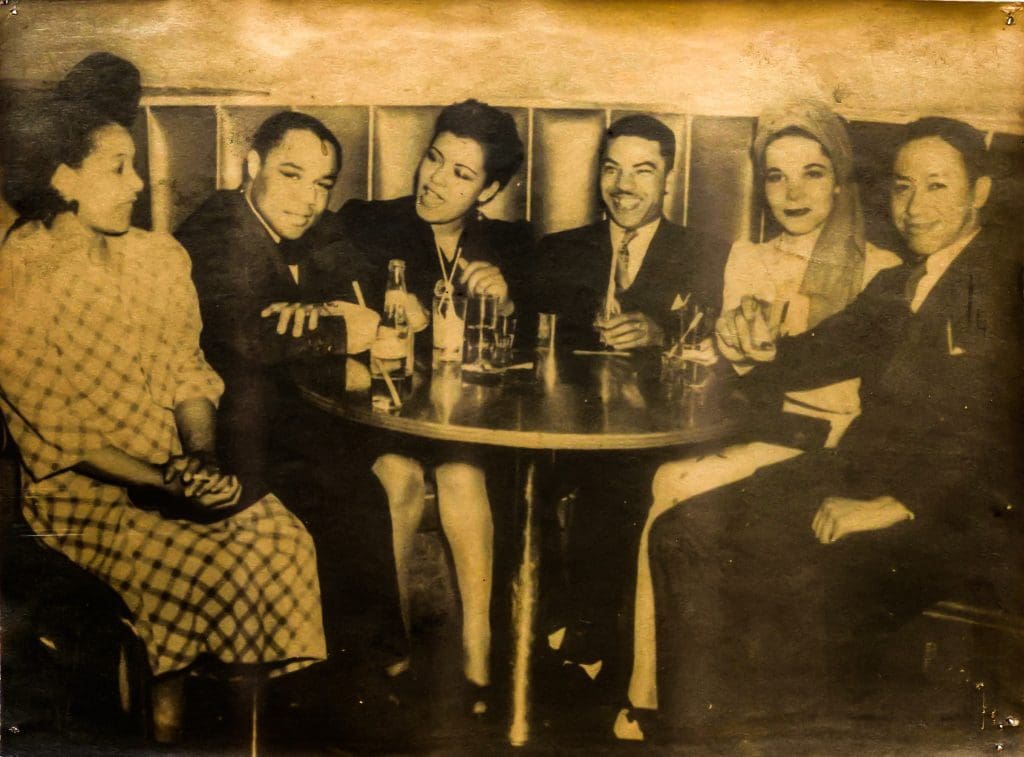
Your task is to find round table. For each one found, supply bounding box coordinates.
[293,350,746,745]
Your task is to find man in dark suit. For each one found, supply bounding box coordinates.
[648,117,1024,739]
[175,112,405,684]
[535,114,727,351]
[534,115,729,696]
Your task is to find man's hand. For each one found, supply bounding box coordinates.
[812,495,915,545]
[319,300,381,354]
[459,260,513,314]
[596,311,665,350]
[261,302,320,338]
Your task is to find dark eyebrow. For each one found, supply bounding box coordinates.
[632,161,659,170]
[454,162,478,176]
[278,162,304,172]
[803,163,829,171]
[893,173,913,182]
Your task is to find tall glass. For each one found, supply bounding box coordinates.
[370,323,409,411]
[675,302,716,389]
[464,293,499,370]
[493,313,517,367]
[432,292,467,367]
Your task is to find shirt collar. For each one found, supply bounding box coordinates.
[243,187,281,244]
[923,227,979,277]
[609,216,661,255]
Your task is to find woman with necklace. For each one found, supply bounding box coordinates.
[338,99,531,717]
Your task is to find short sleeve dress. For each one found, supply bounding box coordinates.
[0,215,326,677]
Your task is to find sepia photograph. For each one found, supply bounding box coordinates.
[0,0,1022,753]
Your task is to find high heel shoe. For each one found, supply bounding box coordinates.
[463,680,492,720]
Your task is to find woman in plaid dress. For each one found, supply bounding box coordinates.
[0,99,326,740]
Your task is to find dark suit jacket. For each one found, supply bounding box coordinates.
[752,224,1024,530]
[335,196,535,356]
[531,218,729,349]
[174,190,373,495]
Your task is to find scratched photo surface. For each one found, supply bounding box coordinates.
[0,1,1022,754]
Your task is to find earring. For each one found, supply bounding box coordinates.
[476,205,485,221]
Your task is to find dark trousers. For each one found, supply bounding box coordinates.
[648,450,1017,732]
[234,393,406,670]
[552,451,663,681]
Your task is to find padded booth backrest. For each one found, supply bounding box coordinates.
[139,102,1023,248]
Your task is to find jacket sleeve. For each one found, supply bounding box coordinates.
[741,268,909,397]
[176,222,348,368]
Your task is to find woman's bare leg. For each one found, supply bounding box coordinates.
[435,461,494,688]
[373,453,427,641]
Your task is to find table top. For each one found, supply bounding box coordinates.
[293,351,747,451]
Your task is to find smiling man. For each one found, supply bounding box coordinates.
[175,111,401,702]
[533,114,728,350]
[648,117,1023,739]
[530,115,729,705]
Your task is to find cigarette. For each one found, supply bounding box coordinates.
[352,281,366,308]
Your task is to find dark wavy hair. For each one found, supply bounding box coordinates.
[600,114,676,170]
[2,99,119,225]
[249,111,342,174]
[896,117,990,182]
[430,99,524,190]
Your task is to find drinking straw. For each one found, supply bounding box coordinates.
[680,310,704,343]
[372,359,403,409]
[352,281,366,308]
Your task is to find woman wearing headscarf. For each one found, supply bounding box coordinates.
[614,100,900,741]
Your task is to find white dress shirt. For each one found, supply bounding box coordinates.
[909,228,979,313]
[244,189,300,285]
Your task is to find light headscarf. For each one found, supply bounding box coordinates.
[752,100,865,328]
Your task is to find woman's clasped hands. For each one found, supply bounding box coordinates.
[162,453,243,510]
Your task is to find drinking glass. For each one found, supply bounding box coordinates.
[370,324,409,412]
[493,314,517,367]
[432,292,467,367]
[464,293,499,370]
[674,302,717,389]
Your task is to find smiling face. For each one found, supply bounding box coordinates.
[763,134,837,237]
[247,128,338,240]
[599,135,668,230]
[890,136,988,256]
[415,131,499,226]
[55,123,143,236]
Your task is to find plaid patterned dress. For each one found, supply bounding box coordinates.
[0,216,326,677]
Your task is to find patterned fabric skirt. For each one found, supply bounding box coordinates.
[23,487,326,678]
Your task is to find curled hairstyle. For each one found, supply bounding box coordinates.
[600,115,676,170]
[249,111,342,175]
[431,100,525,190]
[896,117,989,182]
[2,99,119,225]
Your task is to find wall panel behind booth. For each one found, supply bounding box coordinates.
[687,115,756,246]
[217,106,287,191]
[147,106,217,234]
[532,109,606,236]
[302,106,371,211]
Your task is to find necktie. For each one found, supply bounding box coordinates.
[904,255,929,310]
[615,229,638,292]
